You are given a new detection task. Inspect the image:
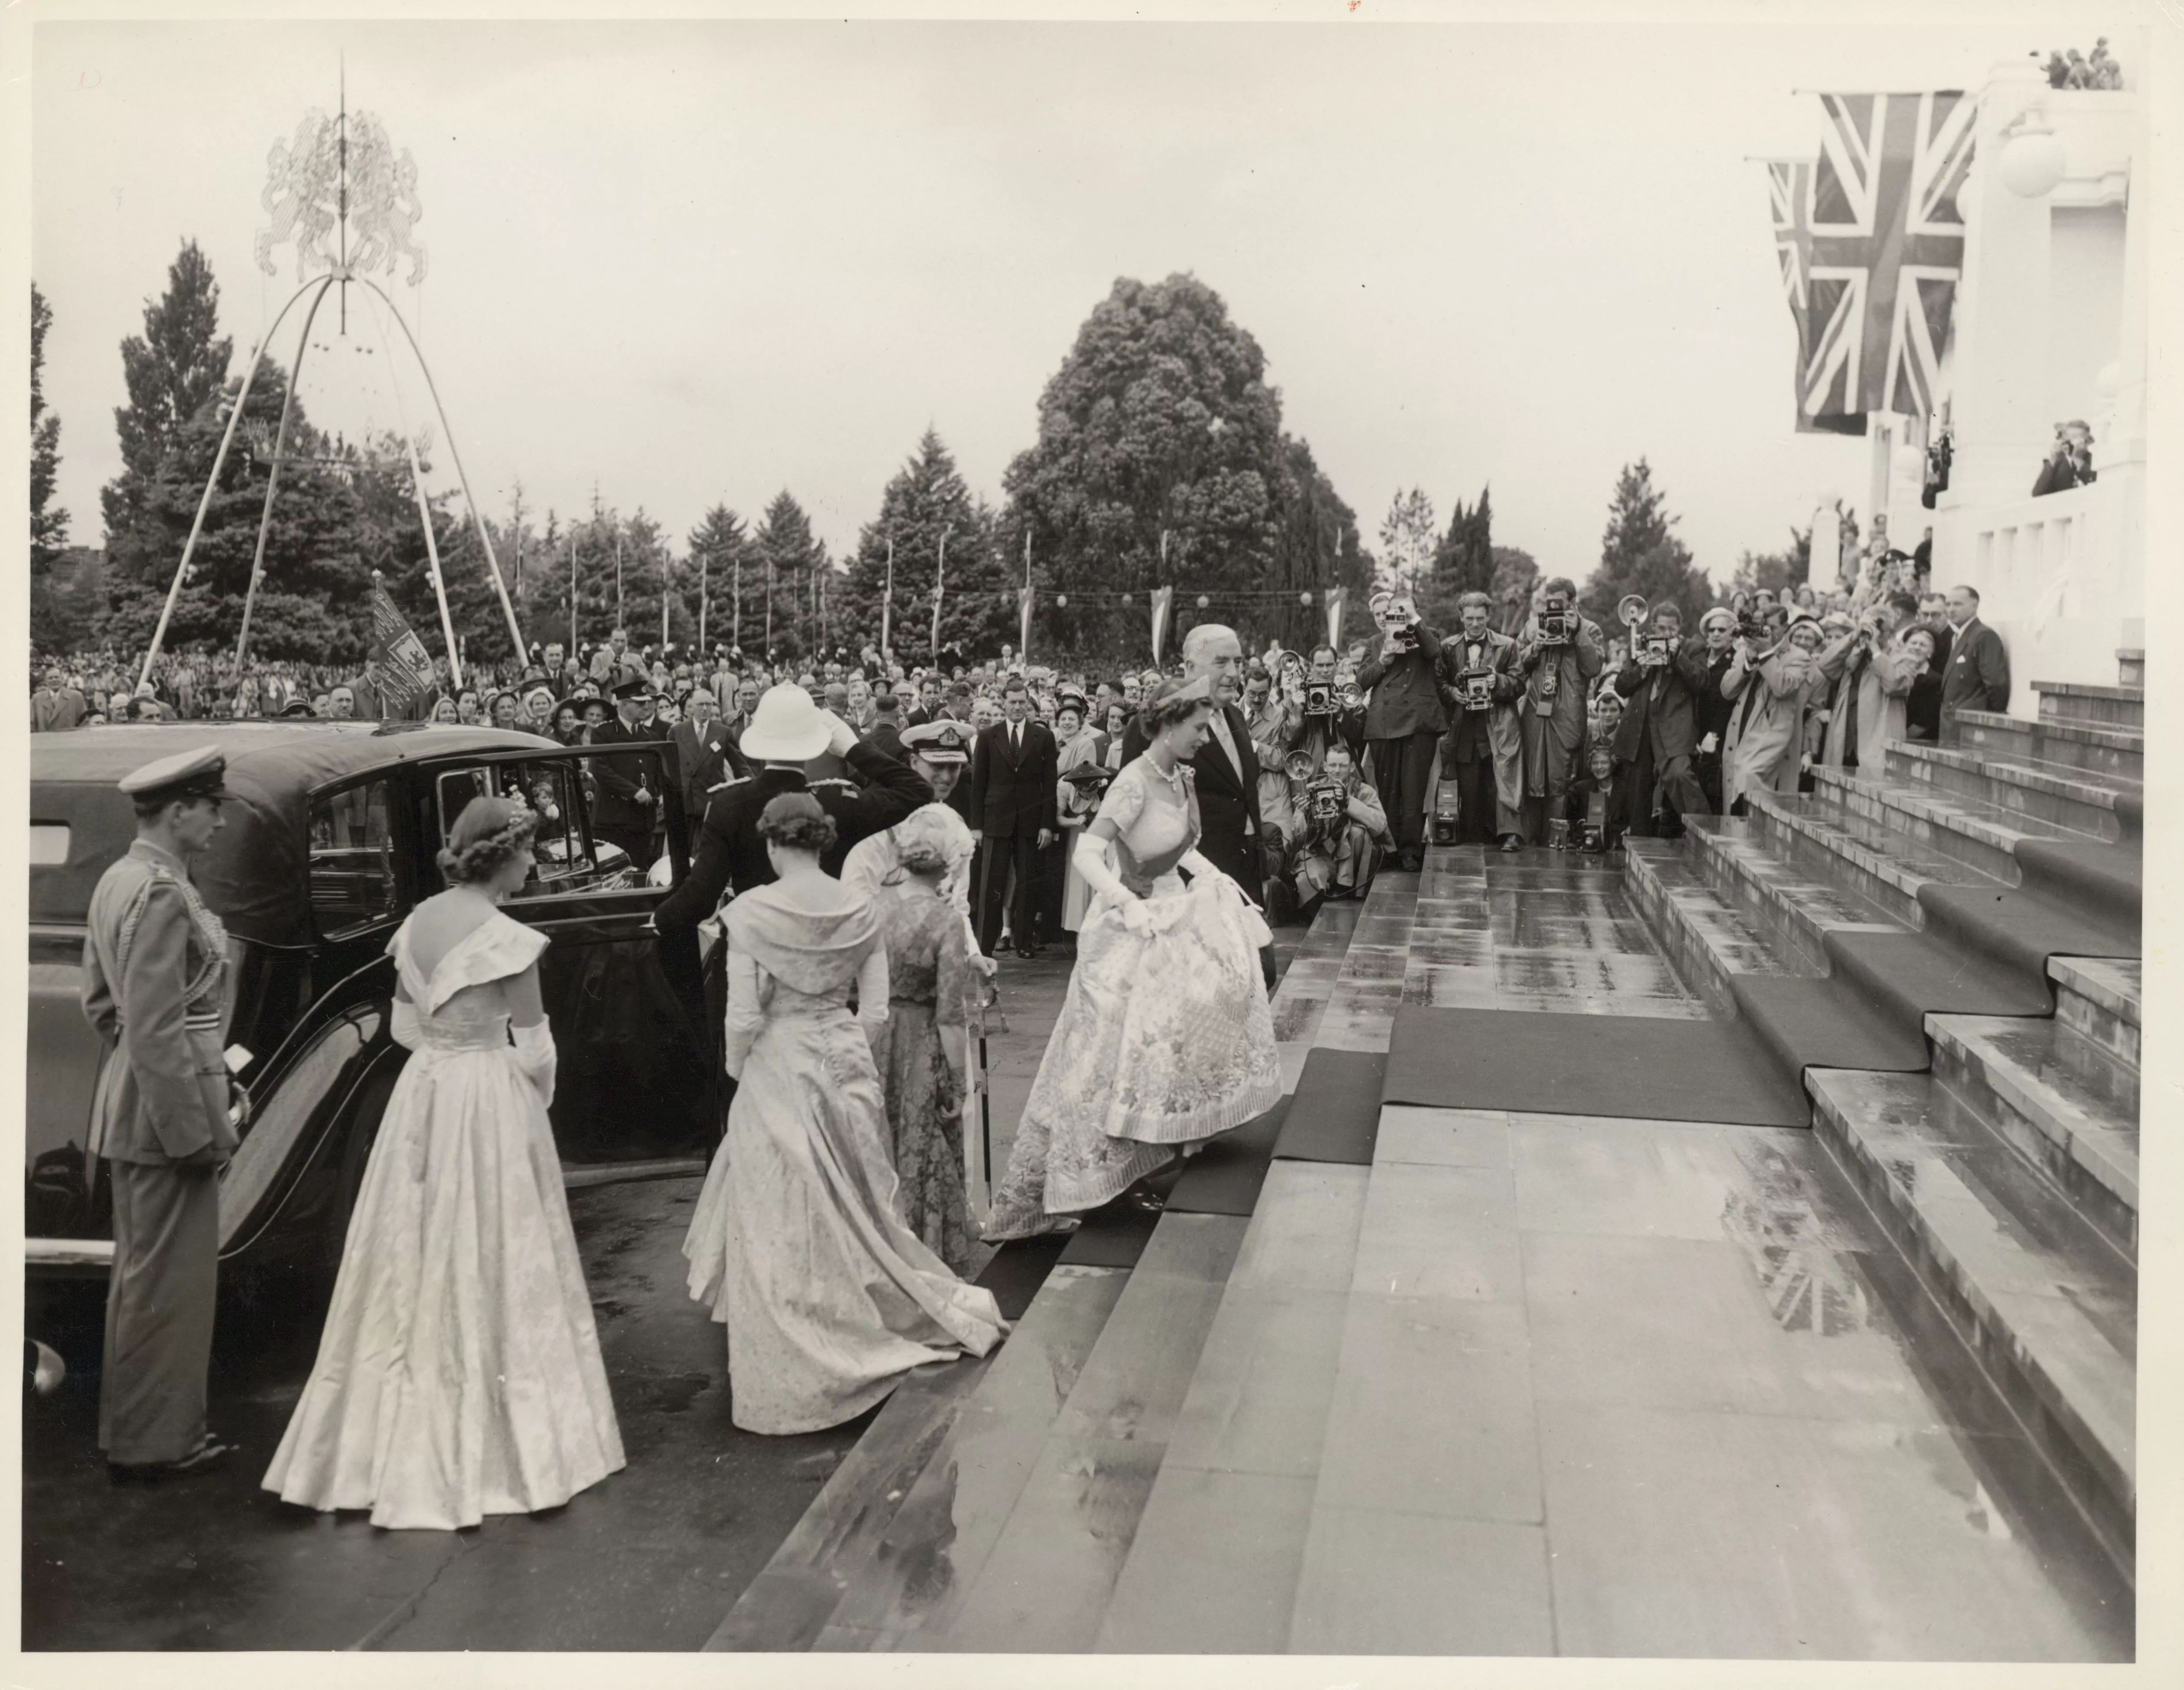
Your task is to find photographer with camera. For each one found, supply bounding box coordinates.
[1285,741,1389,910]
[1565,741,1634,856]
[1815,592,1922,772]
[1690,608,1740,811]
[1432,592,1525,851]
[1355,591,1447,872]
[1609,600,1715,838]
[1285,643,1369,769]
[1514,576,1605,848]
[1721,608,1823,812]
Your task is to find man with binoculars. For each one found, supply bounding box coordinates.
[1432,591,1525,850]
[1609,598,1715,838]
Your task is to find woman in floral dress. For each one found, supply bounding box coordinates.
[985,678,1281,1238]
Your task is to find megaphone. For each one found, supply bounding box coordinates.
[1617,594,1649,659]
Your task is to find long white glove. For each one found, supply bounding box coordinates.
[1074,832,1153,933]
[390,997,425,1052]
[509,1018,558,1108]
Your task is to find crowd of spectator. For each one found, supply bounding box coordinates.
[28,547,2014,947]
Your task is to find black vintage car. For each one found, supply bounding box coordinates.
[27,720,721,1291]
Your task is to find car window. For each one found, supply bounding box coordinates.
[434,761,613,897]
[308,781,400,938]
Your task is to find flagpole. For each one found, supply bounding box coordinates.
[881,533,894,659]
[1020,529,1033,667]
[568,534,577,657]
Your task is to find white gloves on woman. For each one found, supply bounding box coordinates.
[509,1018,559,1108]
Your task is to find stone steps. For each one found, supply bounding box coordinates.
[2050,956,2141,1074]
[1808,765,2095,888]
[2036,679,2143,732]
[1805,1068,2136,1574]
[1949,709,2143,785]
[1621,840,1810,1020]
[1888,741,2139,846]
[1926,1015,2139,1259]
[1678,813,1905,973]
[1744,786,1994,931]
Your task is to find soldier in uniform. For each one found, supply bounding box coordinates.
[653,682,932,940]
[80,747,244,1481]
[586,672,668,871]
[839,720,986,940]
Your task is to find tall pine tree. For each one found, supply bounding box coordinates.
[844,430,1011,665]
[685,505,756,657]
[1580,458,1717,630]
[753,492,829,666]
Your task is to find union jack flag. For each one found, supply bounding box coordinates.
[1778,91,1975,429]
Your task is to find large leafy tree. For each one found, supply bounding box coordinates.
[1263,435,1368,653]
[30,283,81,647]
[1580,458,1717,629]
[1005,273,1331,662]
[843,430,1013,664]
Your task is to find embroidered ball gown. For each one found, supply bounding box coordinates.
[984,753,1281,1239]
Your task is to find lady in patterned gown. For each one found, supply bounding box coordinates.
[264,796,624,1530]
[871,808,982,1274]
[682,793,1007,1434]
[985,678,1282,1238]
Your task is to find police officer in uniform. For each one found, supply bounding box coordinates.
[587,671,668,871]
[80,747,244,1481]
[653,682,932,936]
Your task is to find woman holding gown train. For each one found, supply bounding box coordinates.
[985,677,1282,1238]
[682,793,1007,1434]
[263,796,624,1530]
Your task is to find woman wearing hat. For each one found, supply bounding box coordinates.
[985,677,1281,1239]
[265,796,623,1527]
[1721,610,1824,812]
[1051,693,1107,937]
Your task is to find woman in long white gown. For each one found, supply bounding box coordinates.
[985,678,1282,1239]
[264,796,624,1530]
[682,792,1008,1435]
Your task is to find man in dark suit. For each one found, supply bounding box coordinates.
[1609,601,1715,836]
[669,687,744,819]
[1119,624,1276,988]
[864,692,907,763]
[1433,593,1525,847]
[1906,591,1956,739]
[1940,584,2010,720]
[970,675,1059,957]
[1356,590,1448,871]
[588,672,669,870]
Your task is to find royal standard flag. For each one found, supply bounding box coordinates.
[368,574,439,718]
[1787,91,1974,429]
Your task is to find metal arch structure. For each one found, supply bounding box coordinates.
[138,84,526,689]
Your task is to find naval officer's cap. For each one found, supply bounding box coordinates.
[900,720,970,764]
[118,745,231,806]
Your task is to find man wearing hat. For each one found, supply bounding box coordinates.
[839,720,988,959]
[652,682,930,940]
[588,672,669,870]
[80,748,244,1480]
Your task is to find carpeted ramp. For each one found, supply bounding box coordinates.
[1272,1050,1387,1164]
[1167,1099,1289,1216]
[1382,1006,1811,1129]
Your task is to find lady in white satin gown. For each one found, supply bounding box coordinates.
[682,792,1008,1434]
[264,796,624,1530]
[985,677,1282,1239]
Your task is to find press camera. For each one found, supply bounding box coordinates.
[1303,681,1336,716]
[1306,780,1348,825]
[1536,595,1575,645]
[1458,669,1494,712]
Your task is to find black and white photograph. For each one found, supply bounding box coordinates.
[7,1,2172,1680]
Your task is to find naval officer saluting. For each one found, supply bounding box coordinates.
[80,747,245,1481]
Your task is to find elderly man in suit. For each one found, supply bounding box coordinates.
[670,687,743,818]
[970,675,1059,957]
[1940,584,2011,720]
[1119,623,1276,987]
[81,748,245,1480]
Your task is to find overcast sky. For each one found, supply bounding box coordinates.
[32,17,2079,588]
